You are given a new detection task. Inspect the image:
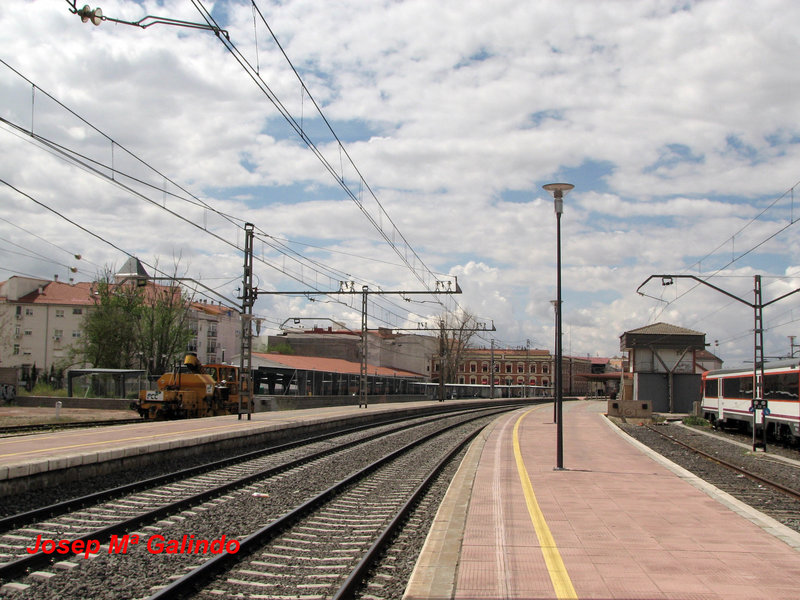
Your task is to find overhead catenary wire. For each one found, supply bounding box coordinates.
[1,13,460,331]
[647,181,800,325]
[188,0,459,314]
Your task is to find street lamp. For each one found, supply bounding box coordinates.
[543,182,574,470]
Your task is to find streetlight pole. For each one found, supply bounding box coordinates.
[543,182,573,471]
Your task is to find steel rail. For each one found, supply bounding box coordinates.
[0,405,510,581]
[645,424,800,502]
[332,424,483,600]
[0,418,143,437]
[0,405,490,533]
[144,408,508,599]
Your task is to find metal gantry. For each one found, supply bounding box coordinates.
[248,279,462,409]
[637,273,800,451]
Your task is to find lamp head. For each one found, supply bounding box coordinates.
[542,183,574,215]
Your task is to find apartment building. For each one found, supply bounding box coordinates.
[0,276,93,374]
[0,275,241,377]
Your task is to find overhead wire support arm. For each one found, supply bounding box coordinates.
[637,272,800,452]
[67,2,230,39]
[250,281,462,409]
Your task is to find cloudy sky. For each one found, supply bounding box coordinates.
[2,0,800,365]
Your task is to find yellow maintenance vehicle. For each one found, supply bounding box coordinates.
[134,354,245,419]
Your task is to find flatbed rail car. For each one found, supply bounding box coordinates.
[701,359,800,443]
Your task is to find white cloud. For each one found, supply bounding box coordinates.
[2,0,800,363]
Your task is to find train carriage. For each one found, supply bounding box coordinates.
[701,359,800,443]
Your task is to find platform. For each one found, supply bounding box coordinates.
[0,397,525,495]
[406,400,800,600]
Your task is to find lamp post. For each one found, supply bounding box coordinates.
[543,182,574,470]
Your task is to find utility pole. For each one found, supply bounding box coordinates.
[255,280,462,408]
[360,286,368,407]
[790,335,798,358]
[490,339,495,400]
[238,223,255,420]
[386,320,495,402]
[526,339,530,398]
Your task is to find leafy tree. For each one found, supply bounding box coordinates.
[269,341,296,355]
[134,277,194,375]
[78,269,144,369]
[77,264,194,374]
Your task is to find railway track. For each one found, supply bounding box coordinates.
[0,418,143,437]
[619,421,800,534]
[0,405,514,599]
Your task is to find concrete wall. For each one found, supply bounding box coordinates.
[254,394,427,411]
[3,396,133,410]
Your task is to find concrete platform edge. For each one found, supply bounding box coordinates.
[602,415,800,551]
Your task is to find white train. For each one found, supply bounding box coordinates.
[701,359,800,443]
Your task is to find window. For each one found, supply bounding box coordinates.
[24,329,32,336]
[505,363,512,373]
[72,308,83,315]
[13,345,19,355]
[517,363,524,373]
[703,379,718,398]
[53,329,63,338]
[764,372,799,400]
[481,362,488,373]
[722,376,752,399]
[543,364,549,374]
[470,362,477,373]
[470,376,477,384]
[55,309,65,318]
[25,308,34,316]
[72,330,81,338]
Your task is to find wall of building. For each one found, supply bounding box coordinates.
[631,347,698,374]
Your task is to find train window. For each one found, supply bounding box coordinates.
[704,379,718,397]
[764,372,800,400]
[722,376,752,399]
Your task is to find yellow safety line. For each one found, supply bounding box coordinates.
[513,408,578,599]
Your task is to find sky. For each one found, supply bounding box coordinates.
[2,0,800,366]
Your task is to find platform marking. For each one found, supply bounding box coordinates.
[513,408,578,600]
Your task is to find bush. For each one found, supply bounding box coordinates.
[683,415,710,427]
[17,382,69,398]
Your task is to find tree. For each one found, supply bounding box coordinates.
[438,309,479,385]
[77,264,194,373]
[134,277,194,375]
[78,270,144,369]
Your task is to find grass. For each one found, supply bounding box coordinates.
[682,415,711,427]
[15,383,69,398]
